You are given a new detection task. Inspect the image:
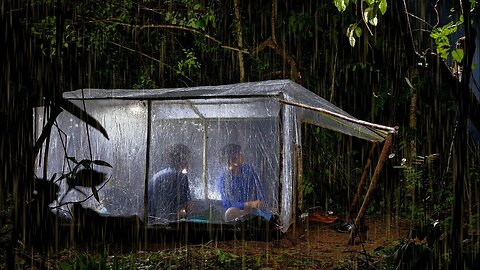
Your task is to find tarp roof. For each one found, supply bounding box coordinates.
[63,80,396,141]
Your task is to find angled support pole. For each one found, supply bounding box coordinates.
[347,142,377,222]
[348,133,394,245]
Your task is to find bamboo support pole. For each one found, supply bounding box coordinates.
[202,124,208,199]
[279,99,397,134]
[296,145,303,214]
[292,145,298,231]
[347,142,377,221]
[186,101,208,198]
[348,133,394,245]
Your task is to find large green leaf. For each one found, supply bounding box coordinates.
[452,49,464,63]
[379,0,388,15]
[334,0,349,12]
[364,7,378,26]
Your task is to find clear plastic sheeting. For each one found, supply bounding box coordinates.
[148,98,280,225]
[63,80,392,141]
[34,79,395,233]
[34,100,147,218]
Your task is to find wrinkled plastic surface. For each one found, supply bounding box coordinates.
[64,80,388,141]
[34,100,147,218]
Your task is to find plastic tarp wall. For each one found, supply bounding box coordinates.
[34,100,148,218]
[279,104,297,231]
[34,97,282,228]
[148,98,280,224]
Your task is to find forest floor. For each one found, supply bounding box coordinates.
[21,216,413,269]
[170,216,412,269]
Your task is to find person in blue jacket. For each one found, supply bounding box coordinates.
[148,144,191,222]
[218,144,268,221]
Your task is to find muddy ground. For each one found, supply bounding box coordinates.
[15,216,412,269]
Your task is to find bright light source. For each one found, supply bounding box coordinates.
[128,104,144,114]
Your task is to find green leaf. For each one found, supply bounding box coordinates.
[452,49,464,63]
[355,26,362,37]
[165,12,172,21]
[363,7,372,22]
[334,0,349,12]
[363,7,379,26]
[349,35,356,47]
[57,261,73,270]
[77,159,93,169]
[379,0,388,15]
[346,24,356,47]
[93,159,113,168]
[92,187,100,202]
[346,24,356,37]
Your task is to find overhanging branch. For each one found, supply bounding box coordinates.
[97,19,249,54]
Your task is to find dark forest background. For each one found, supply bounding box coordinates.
[1,0,479,269]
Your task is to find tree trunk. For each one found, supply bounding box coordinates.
[233,0,245,82]
[451,1,476,268]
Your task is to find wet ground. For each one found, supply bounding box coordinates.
[208,217,412,269]
[17,216,412,269]
[135,216,412,269]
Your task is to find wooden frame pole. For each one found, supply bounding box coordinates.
[347,142,377,221]
[348,133,394,244]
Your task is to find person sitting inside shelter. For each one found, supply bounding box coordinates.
[148,143,191,222]
[218,144,269,222]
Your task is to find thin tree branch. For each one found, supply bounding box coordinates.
[406,11,434,28]
[252,0,300,81]
[433,0,441,28]
[253,39,300,81]
[360,0,374,36]
[402,0,422,57]
[271,0,277,44]
[107,40,194,83]
[96,19,249,54]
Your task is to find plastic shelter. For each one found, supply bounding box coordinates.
[34,79,396,233]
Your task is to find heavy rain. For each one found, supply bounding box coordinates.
[1,0,480,269]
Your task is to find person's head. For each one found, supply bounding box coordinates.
[221,144,244,170]
[168,144,191,171]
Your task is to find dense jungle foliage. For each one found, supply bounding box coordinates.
[1,0,479,269]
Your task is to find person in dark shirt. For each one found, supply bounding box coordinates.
[218,144,268,221]
[148,144,191,223]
